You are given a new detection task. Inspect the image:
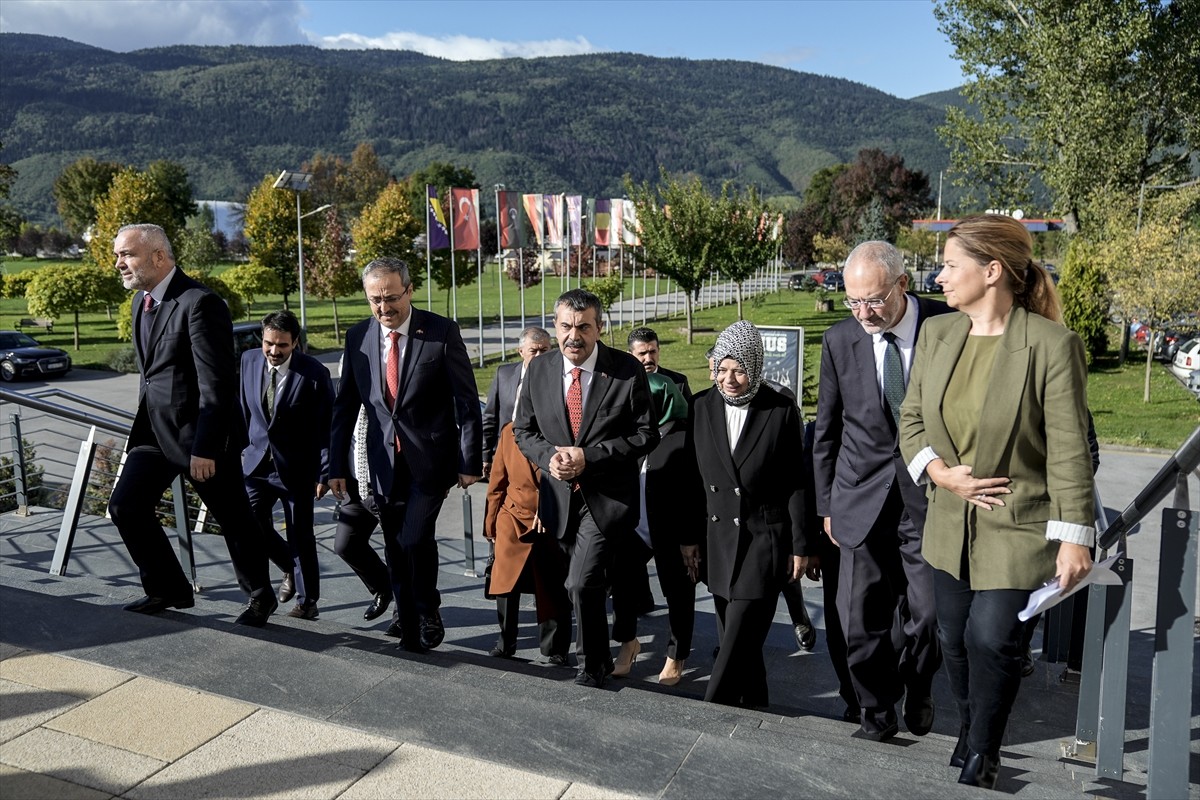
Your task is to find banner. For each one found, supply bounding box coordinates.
[610,198,623,246]
[427,185,450,250]
[543,194,564,248]
[567,195,583,246]
[622,200,639,246]
[451,187,480,251]
[593,198,611,246]
[522,193,544,247]
[498,191,524,249]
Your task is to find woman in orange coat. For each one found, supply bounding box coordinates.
[484,423,572,663]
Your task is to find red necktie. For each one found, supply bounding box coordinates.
[386,331,402,451]
[139,293,155,350]
[567,367,583,439]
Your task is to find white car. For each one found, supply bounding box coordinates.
[1170,337,1200,381]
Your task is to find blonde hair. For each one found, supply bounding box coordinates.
[947,215,1061,323]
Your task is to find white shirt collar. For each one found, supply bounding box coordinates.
[874,293,918,346]
[378,311,413,344]
[562,345,600,376]
[145,267,177,305]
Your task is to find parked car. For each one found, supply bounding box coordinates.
[924,269,943,293]
[1187,368,1200,399]
[787,273,806,291]
[1152,329,1193,362]
[1171,337,1200,381]
[0,330,72,382]
[822,271,845,291]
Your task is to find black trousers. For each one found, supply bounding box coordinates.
[838,492,940,715]
[109,444,270,600]
[562,493,613,676]
[246,463,320,604]
[375,458,448,637]
[814,541,858,711]
[934,568,1030,757]
[610,531,697,661]
[705,593,779,708]
[495,536,572,657]
[332,478,389,598]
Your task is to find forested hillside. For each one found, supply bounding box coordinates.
[0,33,956,226]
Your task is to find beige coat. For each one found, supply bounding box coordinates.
[899,306,1094,590]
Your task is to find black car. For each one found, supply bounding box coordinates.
[0,330,71,382]
[787,274,806,290]
[924,269,943,293]
[822,271,845,291]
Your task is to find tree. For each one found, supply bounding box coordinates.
[350,181,420,283]
[176,206,222,276]
[305,207,359,343]
[243,173,318,304]
[26,264,126,349]
[711,185,778,319]
[88,167,187,266]
[627,169,722,344]
[935,0,1200,233]
[830,149,933,243]
[402,162,482,311]
[53,158,121,237]
[1088,184,1200,401]
[0,141,22,259]
[854,196,890,244]
[144,160,198,233]
[1057,237,1110,365]
[305,142,393,221]
[896,227,938,269]
[2,270,36,299]
[782,205,825,267]
[812,232,850,265]
[220,263,283,318]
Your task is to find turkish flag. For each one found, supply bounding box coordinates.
[451,187,480,251]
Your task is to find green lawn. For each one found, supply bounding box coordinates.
[2,257,1195,450]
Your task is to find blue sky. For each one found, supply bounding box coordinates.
[0,0,962,98]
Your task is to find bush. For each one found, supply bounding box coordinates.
[0,438,49,511]
[107,345,139,373]
[1059,239,1110,364]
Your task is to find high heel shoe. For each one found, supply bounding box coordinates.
[949,725,970,768]
[658,657,685,686]
[612,639,641,677]
[957,749,1000,790]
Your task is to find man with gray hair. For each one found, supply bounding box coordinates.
[813,240,951,740]
[481,326,553,476]
[328,258,482,652]
[108,223,277,627]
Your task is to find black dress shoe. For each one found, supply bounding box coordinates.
[363,592,391,621]
[536,654,569,667]
[574,666,608,688]
[489,640,516,658]
[235,594,278,627]
[793,622,817,652]
[286,601,319,620]
[842,705,862,724]
[124,594,194,614]
[277,573,296,604]
[957,749,1000,790]
[852,709,899,742]
[418,610,445,650]
[950,725,971,768]
[384,620,404,638]
[902,693,935,736]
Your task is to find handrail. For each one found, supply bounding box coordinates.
[0,387,133,436]
[26,387,137,421]
[1099,425,1200,549]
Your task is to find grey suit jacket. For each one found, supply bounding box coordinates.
[512,343,658,540]
[482,361,522,463]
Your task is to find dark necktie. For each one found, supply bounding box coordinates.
[567,367,583,439]
[139,293,155,352]
[385,331,402,451]
[264,367,278,418]
[882,331,905,430]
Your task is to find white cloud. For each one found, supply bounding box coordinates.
[760,46,820,68]
[0,0,308,51]
[312,30,599,60]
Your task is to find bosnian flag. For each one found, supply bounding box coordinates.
[427,185,450,250]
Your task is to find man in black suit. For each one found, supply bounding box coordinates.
[627,326,692,401]
[514,289,658,687]
[481,325,552,476]
[813,240,951,740]
[108,223,276,626]
[239,309,333,620]
[328,257,482,652]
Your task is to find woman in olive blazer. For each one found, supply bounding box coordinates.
[899,215,1094,791]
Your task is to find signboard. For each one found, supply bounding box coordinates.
[758,325,804,404]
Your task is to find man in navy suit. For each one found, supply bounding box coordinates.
[481,325,553,476]
[813,240,951,740]
[240,309,334,620]
[328,257,483,651]
[108,223,276,626]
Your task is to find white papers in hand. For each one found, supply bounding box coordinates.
[1018,553,1123,622]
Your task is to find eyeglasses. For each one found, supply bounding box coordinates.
[842,280,900,311]
[367,288,410,307]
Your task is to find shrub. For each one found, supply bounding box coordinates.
[107,346,139,373]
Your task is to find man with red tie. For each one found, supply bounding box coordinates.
[328,257,482,652]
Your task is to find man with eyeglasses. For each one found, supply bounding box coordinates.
[813,240,951,741]
[328,258,483,652]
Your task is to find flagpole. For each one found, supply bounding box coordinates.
[518,248,526,331]
[495,185,506,361]
[476,246,484,368]
[448,193,457,321]
[424,189,433,309]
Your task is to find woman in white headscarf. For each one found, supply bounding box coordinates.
[688,321,810,707]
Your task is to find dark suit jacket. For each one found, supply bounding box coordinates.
[240,348,334,488]
[129,268,245,471]
[644,419,704,548]
[330,308,483,496]
[812,294,952,548]
[482,361,522,463]
[690,385,808,600]
[513,342,658,540]
[656,365,693,402]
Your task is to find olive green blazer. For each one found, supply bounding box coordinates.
[899,306,1094,590]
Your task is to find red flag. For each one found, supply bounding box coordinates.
[522,194,544,247]
[451,187,480,251]
[498,191,524,249]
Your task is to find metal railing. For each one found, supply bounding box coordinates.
[1065,425,1200,800]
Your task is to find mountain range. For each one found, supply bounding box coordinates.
[0,33,960,228]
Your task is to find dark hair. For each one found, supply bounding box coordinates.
[947,215,1062,322]
[627,327,658,347]
[261,309,301,342]
[555,288,603,322]
[362,257,413,288]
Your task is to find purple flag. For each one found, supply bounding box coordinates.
[427,185,450,250]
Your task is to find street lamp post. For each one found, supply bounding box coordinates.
[272,170,327,332]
